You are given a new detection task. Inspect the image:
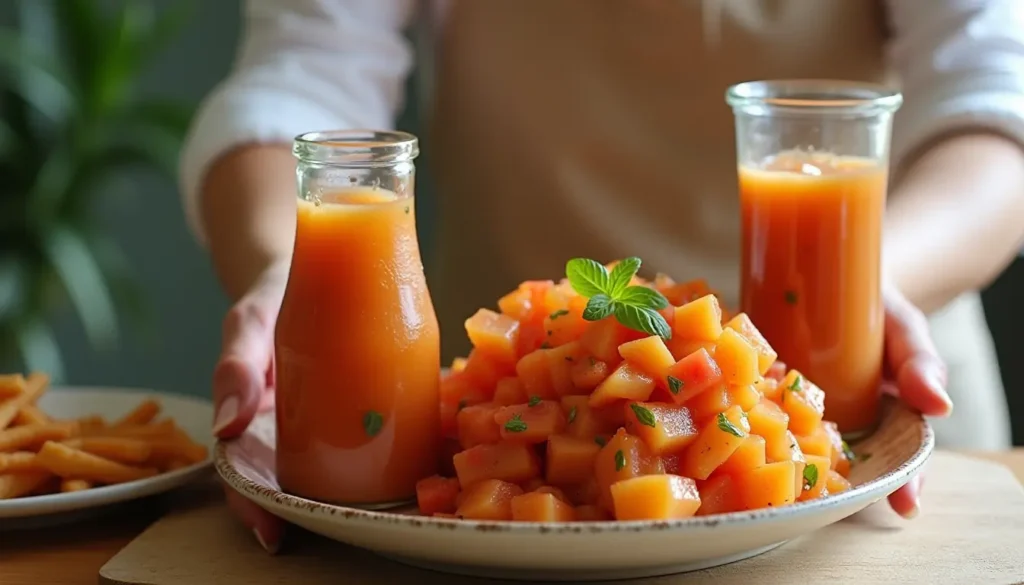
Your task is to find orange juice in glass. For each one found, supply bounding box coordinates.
[726,81,902,439]
[275,130,441,507]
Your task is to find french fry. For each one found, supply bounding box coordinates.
[60,479,91,493]
[13,404,51,426]
[76,415,107,433]
[0,471,52,499]
[0,374,25,400]
[36,441,158,485]
[92,419,177,439]
[0,451,43,473]
[113,398,161,427]
[62,436,152,464]
[0,372,49,430]
[0,422,78,452]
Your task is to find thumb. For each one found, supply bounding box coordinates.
[212,265,289,439]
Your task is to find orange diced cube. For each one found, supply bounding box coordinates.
[660,278,713,307]
[715,434,766,477]
[618,336,676,388]
[797,455,832,502]
[563,477,601,506]
[543,296,590,347]
[456,479,523,520]
[755,376,783,404]
[589,362,656,408]
[696,474,739,516]
[494,400,567,443]
[672,294,723,341]
[724,313,778,375]
[822,421,852,476]
[766,430,806,465]
[826,469,852,494]
[545,341,588,397]
[545,434,602,486]
[714,328,761,386]
[515,349,556,399]
[664,347,723,404]
[623,401,699,455]
[511,492,576,522]
[416,475,461,515]
[450,357,468,373]
[462,348,512,393]
[686,385,731,423]
[594,429,664,512]
[531,485,570,503]
[779,370,826,436]
[747,399,790,444]
[666,338,717,362]
[569,357,611,392]
[737,461,798,510]
[680,405,750,480]
[453,442,541,488]
[561,396,620,442]
[465,309,520,365]
[610,475,701,521]
[727,384,760,411]
[456,402,502,449]
[580,318,632,365]
[493,377,528,406]
[795,425,832,459]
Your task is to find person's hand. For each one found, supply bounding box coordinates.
[211,263,289,553]
[882,284,954,518]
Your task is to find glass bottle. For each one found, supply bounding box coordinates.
[275,130,441,507]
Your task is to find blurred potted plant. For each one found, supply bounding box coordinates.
[0,0,193,381]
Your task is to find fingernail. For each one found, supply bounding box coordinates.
[926,367,954,415]
[213,396,239,436]
[253,528,280,554]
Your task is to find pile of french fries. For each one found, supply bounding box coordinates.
[0,371,210,500]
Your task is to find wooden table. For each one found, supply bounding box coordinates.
[2,450,1022,585]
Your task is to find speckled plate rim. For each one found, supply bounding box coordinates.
[215,411,934,535]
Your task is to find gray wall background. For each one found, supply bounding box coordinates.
[5,1,1022,444]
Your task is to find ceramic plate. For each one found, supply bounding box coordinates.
[0,387,214,528]
[217,396,933,581]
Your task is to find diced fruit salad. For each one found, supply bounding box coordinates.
[417,257,856,522]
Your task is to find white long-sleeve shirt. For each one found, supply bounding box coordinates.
[179,0,1024,246]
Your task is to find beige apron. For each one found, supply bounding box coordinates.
[426,0,1011,449]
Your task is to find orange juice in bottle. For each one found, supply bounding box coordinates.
[727,81,902,438]
[275,130,440,506]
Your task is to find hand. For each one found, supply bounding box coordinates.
[211,263,289,553]
[882,284,954,518]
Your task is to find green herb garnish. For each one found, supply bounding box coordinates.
[716,412,744,438]
[789,375,802,392]
[842,441,856,462]
[565,257,671,339]
[630,403,656,428]
[803,464,819,490]
[528,395,541,407]
[667,375,683,395]
[404,206,410,214]
[784,290,798,305]
[568,406,577,424]
[549,309,569,320]
[614,449,626,471]
[504,413,528,433]
[539,341,551,349]
[859,453,872,462]
[595,436,607,447]
[363,411,384,437]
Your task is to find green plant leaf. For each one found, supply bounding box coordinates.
[607,257,641,296]
[92,0,159,113]
[566,258,610,298]
[15,318,64,383]
[27,143,78,220]
[0,255,28,319]
[130,99,195,137]
[582,294,614,321]
[613,303,672,339]
[42,224,118,350]
[0,28,75,121]
[136,0,195,64]
[51,0,103,93]
[617,285,669,310]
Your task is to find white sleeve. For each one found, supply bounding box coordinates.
[178,0,417,245]
[885,0,1024,169]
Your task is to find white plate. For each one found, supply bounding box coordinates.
[217,397,933,581]
[0,387,214,528]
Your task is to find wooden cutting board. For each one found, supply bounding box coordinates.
[100,452,1024,585]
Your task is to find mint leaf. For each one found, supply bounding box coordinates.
[567,406,577,424]
[363,411,384,437]
[607,257,641,296]
[842,441,855,462]
[549,309,569,320]
[667,375,683,395]
[629,403,656,428]
[614,449,626,471]
[528,395,541,407]
[504,413,528,433]
[582,294,614,321]
[613,303,672,339]
[716,412,744,438]
[618,285,669,310]
[566,258,610,297]
[803,463,819,490]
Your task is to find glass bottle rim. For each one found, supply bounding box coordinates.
[293,129,419,167]
[726,79,903,117]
